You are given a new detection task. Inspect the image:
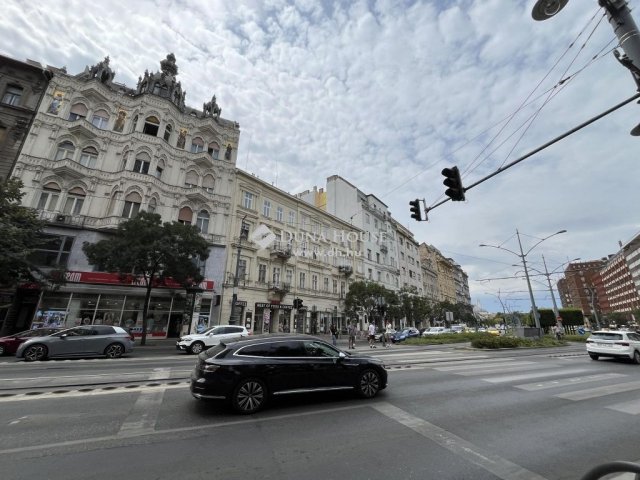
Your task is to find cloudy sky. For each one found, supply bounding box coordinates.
[3,0,640,313]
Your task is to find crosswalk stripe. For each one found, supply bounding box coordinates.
[514,373,627,391]
[484,368,593,384]
[606,399,640,415]
[393,355,489,364]
[435,361,536,372]
[555,380,640,401]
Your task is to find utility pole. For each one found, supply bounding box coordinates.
[542,254,561,320]
[516,229,541,330]
[230,215,247,325]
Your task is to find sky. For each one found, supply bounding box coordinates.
[3,0,640,314]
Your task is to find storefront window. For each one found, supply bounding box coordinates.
[33,292,71,328]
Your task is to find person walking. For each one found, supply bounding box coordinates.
[368,320,377,348]
[347,322,357,349]
[385,321,393,347]
[330,323,338,346]
[555,318,565,340]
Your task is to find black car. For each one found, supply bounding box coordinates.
[190,334,388,414]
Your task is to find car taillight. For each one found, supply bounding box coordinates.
[201,363,221,373]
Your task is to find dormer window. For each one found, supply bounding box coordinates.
[143,116,159,136]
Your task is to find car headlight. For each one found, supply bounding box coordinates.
[181,337,192,342]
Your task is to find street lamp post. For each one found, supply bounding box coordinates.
[480,229,566,332]
[230,215,248,325]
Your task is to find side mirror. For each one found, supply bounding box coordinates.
[338,351,347,360]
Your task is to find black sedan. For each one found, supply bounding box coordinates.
[190,334,388,414]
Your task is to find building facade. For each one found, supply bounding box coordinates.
[418,243,440,302]
[600,250,640,314]
[221,170,361,334]
[558,260,606,317]
[9,54,239,336]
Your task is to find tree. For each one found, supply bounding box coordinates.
[344,281,397,326]
[82,212,209,345]
[0,179,65,335]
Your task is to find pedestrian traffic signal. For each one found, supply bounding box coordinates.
[409,199,422,221]
[441,166,466,201]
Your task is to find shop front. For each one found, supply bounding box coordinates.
[253,302,294,334]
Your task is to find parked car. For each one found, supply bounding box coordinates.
[16,325,134,362]
[190,334,388,413]
[177,325,249,354]
[0,328,61,356]
[487,328,501,336]
[450,325,465,334]
[586,330,640,363]
[422,327,450,336]
[375,328,396,342]
[392,327,420,343]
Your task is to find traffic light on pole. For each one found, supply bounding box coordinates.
[441,166,466,201]
[409,199,422,221]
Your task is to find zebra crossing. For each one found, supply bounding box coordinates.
[386,352,640,417]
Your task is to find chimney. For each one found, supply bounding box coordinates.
[619,240,623,248]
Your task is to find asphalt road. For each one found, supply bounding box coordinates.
[1,343,638,480]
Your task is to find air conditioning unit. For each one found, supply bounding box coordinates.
[55,214,68,223]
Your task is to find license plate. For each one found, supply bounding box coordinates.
[597,343,610,347]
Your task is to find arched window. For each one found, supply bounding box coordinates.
[121,150,130,170]
[68,103,88,121]
[178,206,193,225]
[55,141,75,161]
[155,159,165,179]
[79,146,98,168]
[208,142,220,159]
[63,187,86,215]
[202,174,215,193]
[122,192,142,218]
[163,124,172,142]
[130,115,138,133]
[190,137,204,153]
[185,171,198,188]
[36,182,61,211]
[148,197,157,214]
[196,210,209,233]
[132,152,151,174]
[91,109,109,129]
[143,116,160,136]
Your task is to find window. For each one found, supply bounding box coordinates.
[63,187,86,215]
[263,200,271,218]
[163,124,172,142]
[376,252,380,264]
[148,197,157,214]
[286,269,293,285]
[132,153,151,174]
[155,159,164,179]
[178,206,193,225]
[185,171,198,188]
[208,142,220,158]
[196,210,209,233]
[303,340,339,358]
[122,192,142,218]
[365,214,370,224]
[2,85,23,106]
[55,141,75,161]
[203,175,215,193]
[258,264,267,283]
[142,116,160,136]
[190,137,204,153]
[367,249,372,260]
[68,103,88,121]
[333,279,338,294]
[243,191,254,209]
[238,259,247,280]
[28,234,74,267]
[79,146,98,168]
[341,282,345,297]
[276,206,283,222]
[312,275,318,290]
[36,183,61,211]
[299,272,306,289]
[91,110,109,129]
[288,211,296,226]
[130,115,138,133]
[323,277,329,291]
[272,267,281,284]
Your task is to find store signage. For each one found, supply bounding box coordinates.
[234,300,247,306]
[63,271,214,290]
[255,302,294,310]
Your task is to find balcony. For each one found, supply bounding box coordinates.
[268,282,291,294]
[270,241,292,259]
[338,265,353,276]
[380,244,388,254]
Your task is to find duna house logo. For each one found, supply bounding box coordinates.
[250,224,276,249]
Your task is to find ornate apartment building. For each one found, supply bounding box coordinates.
[222,170,361,334]
[9,54,239,337]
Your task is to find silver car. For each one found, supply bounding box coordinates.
[16,325,134,362]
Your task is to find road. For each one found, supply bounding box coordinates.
[0,343,639,480]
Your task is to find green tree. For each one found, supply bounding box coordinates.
[82,212,209,345]
[344,281,397,326]
[0,179,65,335]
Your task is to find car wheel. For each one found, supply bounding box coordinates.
[24,344,48,362]
[231,378,267,414]
[104,343,124,359]
[589,353,599,360]
[357,369,381,399]
[189,341,205,355]
[634,350,640,365]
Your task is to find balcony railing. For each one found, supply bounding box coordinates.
[268,282,291,294]
[270,241,292,259]
[338,265,353,276]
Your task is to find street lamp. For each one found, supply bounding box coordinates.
[480,229,566,331]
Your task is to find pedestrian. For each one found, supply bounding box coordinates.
[330,323,338,346]
[368,320,377,348]
[385,321,393,347]
[380,323,387,347]
[555,318,564,340]
[347,322,357,349]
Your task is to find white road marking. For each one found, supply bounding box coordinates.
[484,368,592,384]
[515,373,627,391]
[8,415,28,425]
[372,402,549,480]
[435,360,537,372]
[606,399,640,415]
[117,368,170,437]
[555,380,640,401]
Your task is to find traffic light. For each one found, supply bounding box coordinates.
[441,166,466,201]
[293,298,304,309]
[409,199,422,221]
